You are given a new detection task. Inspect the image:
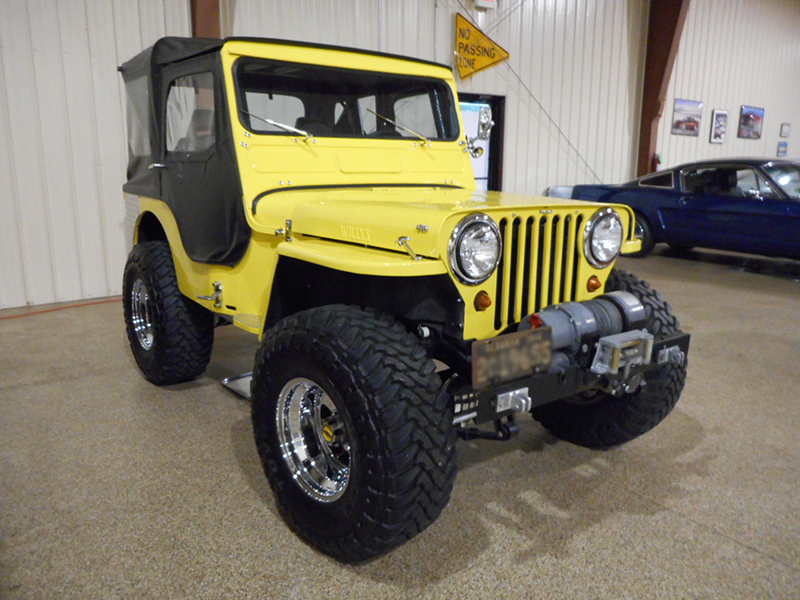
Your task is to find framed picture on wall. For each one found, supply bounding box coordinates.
[780,123,790,137]
[710,109,728,143]
[738,105,764,139]
[777,142,788,157]
[671,98,703,136]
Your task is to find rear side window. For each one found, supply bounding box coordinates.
[124,75,151,157]
[165,72,215,153]
[638,172,673,189]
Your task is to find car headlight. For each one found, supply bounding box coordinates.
[448,214,502,285]
[584,207,623,268]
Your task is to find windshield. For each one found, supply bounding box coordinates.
[762,163,800,199]
[234,58,459,140]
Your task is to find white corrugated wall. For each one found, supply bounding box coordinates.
[0,0,190,309]
[222,0,650,194]
[3,0,800,308]
[657,0,800,168]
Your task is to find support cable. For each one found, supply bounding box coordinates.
[454,0,603,183]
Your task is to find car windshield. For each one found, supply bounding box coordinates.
[762,163,800,199]
[234,58,459,140]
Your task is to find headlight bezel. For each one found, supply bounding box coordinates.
[583,207,624,269]
[448,213,502,286]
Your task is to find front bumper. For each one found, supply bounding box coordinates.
[452,331,690,427]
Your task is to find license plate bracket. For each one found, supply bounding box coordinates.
[472,327,553,390]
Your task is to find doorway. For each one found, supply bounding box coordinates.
[458,93,505,191]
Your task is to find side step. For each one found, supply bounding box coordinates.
[221,372,252,399]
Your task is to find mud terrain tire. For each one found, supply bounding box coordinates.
[531,269,687,448]
[251,305,457,563]
[123,241,214,385]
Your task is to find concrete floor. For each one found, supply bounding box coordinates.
[1,247,799,599]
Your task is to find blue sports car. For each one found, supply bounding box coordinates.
[547,158,800,259]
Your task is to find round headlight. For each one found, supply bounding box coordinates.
[584,208,623,268]
[449,214,502,285]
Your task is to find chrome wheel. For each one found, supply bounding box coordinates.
[130,278,154,350]
[276,378,351,502]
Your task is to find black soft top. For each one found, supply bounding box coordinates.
[119,36,450,77]
[119,37,224,78]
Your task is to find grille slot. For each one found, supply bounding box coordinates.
[493,212,582,331]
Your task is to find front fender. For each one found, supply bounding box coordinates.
[276,237,447,277]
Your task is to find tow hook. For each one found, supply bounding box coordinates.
[458,415,519,441]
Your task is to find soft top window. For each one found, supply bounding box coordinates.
[125,75,151,158]
[166,72,216,154]
[234,58,459,140]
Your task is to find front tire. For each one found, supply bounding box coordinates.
[251,305,457,563]
[531,269,687,448]
[122,241,214,385]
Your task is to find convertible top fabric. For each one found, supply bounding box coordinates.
[119,38,248,266]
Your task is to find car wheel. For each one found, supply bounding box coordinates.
[251,305,457,563]
[122,241,214,385]
[530,269,687,448]
[630,214,655,257]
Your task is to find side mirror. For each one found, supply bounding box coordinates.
[467,106,494,158]
[476,105,494,140]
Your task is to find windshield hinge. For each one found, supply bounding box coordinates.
[397,236,421,260]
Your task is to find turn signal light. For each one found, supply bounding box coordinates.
[587,275,603,292]
[474,291,492,311]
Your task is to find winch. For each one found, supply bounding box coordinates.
[518,291,653,378]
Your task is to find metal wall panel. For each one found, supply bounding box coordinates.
[0,0,190,308]
[4,0,799,308]
[657,0,800,169]
[223,0,649,195]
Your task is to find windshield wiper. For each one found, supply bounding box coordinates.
[241,110,313,140]
[367,109,430,146]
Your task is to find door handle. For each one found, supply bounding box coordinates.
[678,197,690,207]
[148,163,168,170]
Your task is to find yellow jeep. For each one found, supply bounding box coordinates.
[119,37,689,563]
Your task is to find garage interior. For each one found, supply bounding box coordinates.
[1,0,799,598]
[3,250,798,598]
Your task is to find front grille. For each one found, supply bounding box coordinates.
[494,212,584,330]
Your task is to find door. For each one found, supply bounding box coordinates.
[459,94,504,191]
[160,58,248,266]
[675,165,790,255]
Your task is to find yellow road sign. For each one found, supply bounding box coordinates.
[455,13,509,80]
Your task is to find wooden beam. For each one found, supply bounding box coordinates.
[637,0,691,176]
[190,0,220,39]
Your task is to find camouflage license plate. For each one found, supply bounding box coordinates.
[472,327,553,390]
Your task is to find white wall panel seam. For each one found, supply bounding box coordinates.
[0,28,29,308]
[79,0,113,296]
[55,0,89,300]
[24,1,60,301]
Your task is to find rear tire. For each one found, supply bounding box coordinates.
[122,241,214,385]
[630,213,655,257]
[531,269,687,448]
[251,305,457,563]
